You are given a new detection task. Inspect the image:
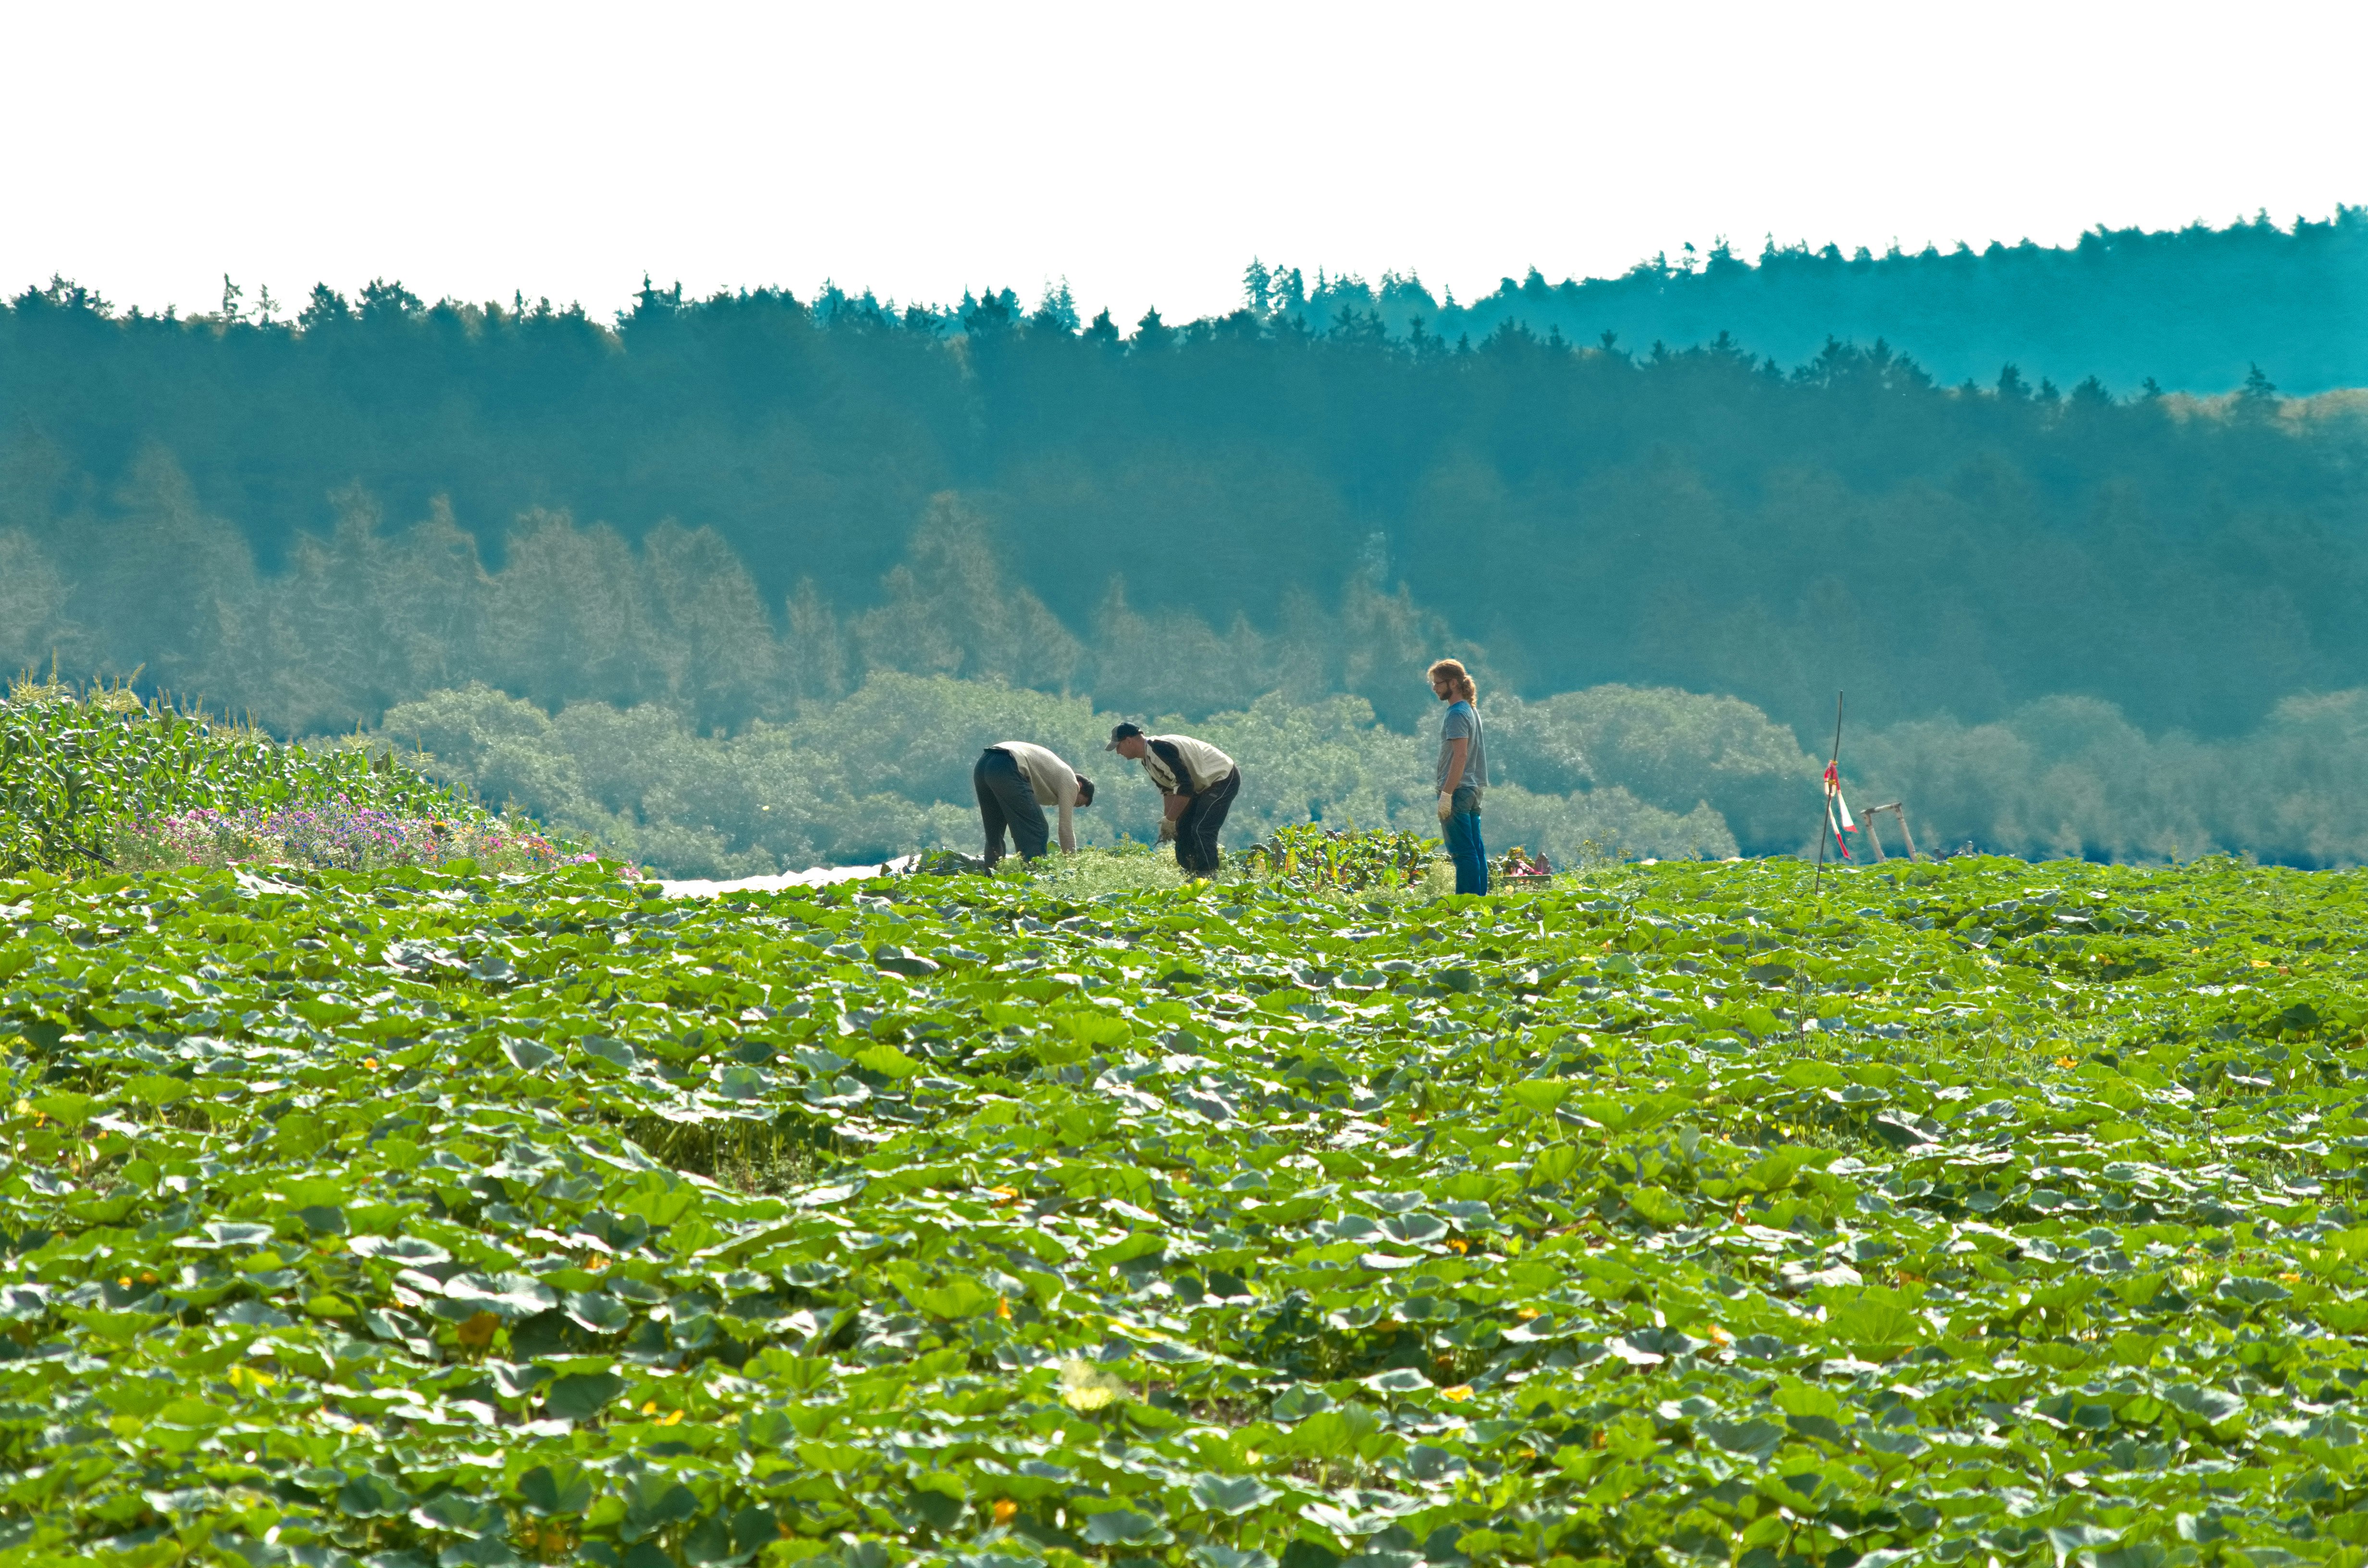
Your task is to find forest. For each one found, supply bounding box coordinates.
[1270,206,2368,394]
[3,210,2365,871]
[5,482,2367,874]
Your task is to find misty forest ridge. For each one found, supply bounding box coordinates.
[4,209,2366,874]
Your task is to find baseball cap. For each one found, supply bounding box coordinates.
[1105,722,1144,750]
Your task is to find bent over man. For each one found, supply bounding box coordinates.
[1107,723,1239,876]
[974,741,1095,869]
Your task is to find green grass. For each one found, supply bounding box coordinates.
[5,850,2368,1568]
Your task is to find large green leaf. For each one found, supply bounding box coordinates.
[442,1273,560,1321]
[1191,1475,1280,1516]
[544,1371,627,1421]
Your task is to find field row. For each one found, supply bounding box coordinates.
[4,854,2367,1567]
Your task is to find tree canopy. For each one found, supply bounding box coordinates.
[3,214,2366,755]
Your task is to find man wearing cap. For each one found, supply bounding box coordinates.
[974,741,1096,869]
[1107,723,1240,876]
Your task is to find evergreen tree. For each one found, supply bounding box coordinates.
[481,512,653,709]
[78,446,267,706]
[0,529,77,678]
[293,282,350,328]
[638,519,779,726]
[850,495,1084,690]
[1028,280,1080,335]
[783,577,849,703]
[1130,307,1174,354]
[1242,258,1272,318]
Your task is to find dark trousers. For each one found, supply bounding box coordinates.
[1443,784,1488,895]
[1174,768,1240,875]
[974,749,1048,866]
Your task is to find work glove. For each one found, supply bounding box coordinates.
[1157,818,1177,842]
[1437,792,1454,821]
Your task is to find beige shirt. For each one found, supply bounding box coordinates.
[1138,734,1236,796]
[991,741,1083,852]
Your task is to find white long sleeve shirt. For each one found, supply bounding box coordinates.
[990,741,1084,852]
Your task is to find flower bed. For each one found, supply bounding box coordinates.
[120,801,600,874]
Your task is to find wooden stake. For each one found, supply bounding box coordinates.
[1864,802,1920,862]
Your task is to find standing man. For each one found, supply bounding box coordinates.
[1429,659,1489,895]
[1106,723,1239,877]
[974,741,1096,869]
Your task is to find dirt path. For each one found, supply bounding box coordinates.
[657,854,918,897]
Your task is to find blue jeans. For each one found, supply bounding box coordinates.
[1443,786,1487,895]
[974,748,1048,865]
[1174,768,1240,876]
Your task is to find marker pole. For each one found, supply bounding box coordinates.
[1812,691,1844,898]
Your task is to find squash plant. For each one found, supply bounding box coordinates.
[3,850,2368,1568]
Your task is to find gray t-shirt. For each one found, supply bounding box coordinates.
[1437,700,1487,797]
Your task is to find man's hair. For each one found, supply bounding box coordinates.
[1428,658,1477,701]
[1074,775,1096,807]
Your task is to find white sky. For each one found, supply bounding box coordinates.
[5,0,2361,327]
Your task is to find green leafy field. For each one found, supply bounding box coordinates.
[0,690,590,881]
[7,851,2368,1568]
[0,693,459,876]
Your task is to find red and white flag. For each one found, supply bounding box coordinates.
[1823,761,1859,859]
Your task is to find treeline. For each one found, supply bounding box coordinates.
[365,674,2368,878]
[15,454,2364,869]
[0,475,1475,735]
[6,265,2366,742]
[1268,206,2368,394]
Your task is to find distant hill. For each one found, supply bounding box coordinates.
[1256,207,2368,395]
[6,222,2368,752]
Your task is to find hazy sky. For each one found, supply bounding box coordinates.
[7,0,2361,327]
